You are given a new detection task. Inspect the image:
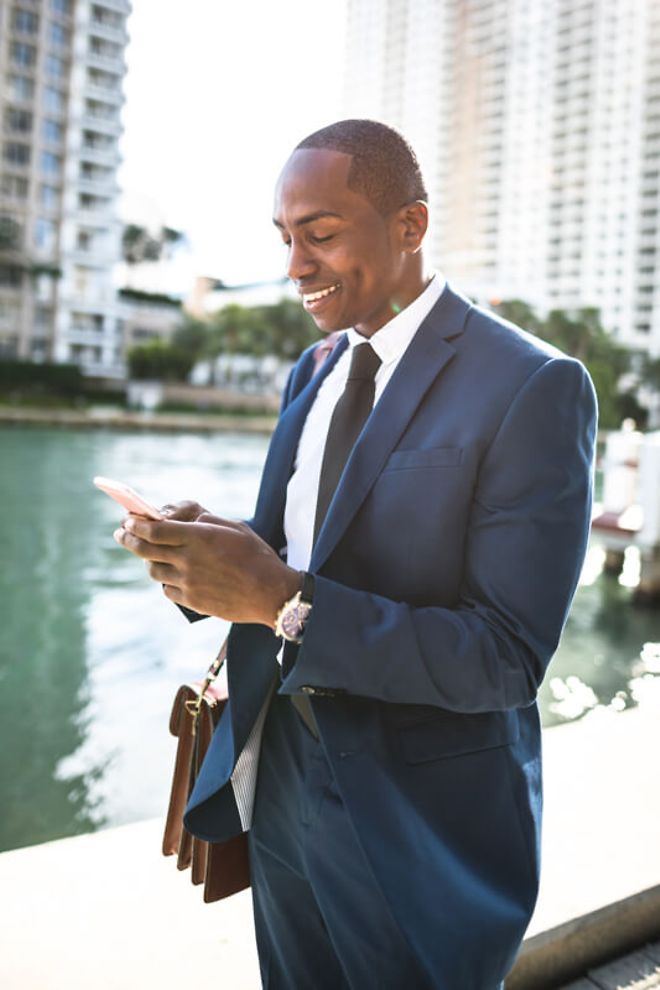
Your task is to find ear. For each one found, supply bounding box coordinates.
[395,201,428,254]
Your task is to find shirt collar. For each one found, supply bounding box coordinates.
[346,271,446,367]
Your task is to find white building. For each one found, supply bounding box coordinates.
[0,0,130,376]
[343,0,660,358]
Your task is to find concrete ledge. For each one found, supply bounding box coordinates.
[1,702,658,988]
[0,407,277,433]
[508,885,660,988]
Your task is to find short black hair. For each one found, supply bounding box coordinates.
[295,119,428,217]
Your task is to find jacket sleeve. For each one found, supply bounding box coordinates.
[280,357,598,714]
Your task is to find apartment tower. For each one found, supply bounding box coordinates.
[343,0,660,357]
[0,0,130,374]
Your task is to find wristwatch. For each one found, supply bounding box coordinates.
[274,571,315,643]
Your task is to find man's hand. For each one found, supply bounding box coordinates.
[114,514,300,628]
[159,500,208,522]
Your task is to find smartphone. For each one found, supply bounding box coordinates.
[93,476,164,520]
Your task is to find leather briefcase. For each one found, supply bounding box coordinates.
[162,641,250,902]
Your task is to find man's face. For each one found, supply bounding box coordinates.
[273,148,412,337]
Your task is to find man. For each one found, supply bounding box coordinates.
[115,120,597,988]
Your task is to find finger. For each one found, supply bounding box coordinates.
[123,515,190,545]
[162,583,185,604]
[147,561,179,583]
[160,501,204,521]
[114,526,177,562]
[196,512,241,528]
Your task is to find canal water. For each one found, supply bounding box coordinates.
[0,425,658,853]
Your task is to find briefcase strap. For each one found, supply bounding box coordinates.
[184,636,228,727]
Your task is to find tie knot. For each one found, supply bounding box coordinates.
[348,342,381,382]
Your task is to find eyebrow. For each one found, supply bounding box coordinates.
[272,210,344,230]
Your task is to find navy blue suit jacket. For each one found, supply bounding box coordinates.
[184,285,597,985]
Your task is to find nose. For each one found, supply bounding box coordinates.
[286,237,317,282]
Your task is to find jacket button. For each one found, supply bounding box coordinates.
[301,685,315,695]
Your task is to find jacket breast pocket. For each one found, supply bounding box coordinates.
[396,709,520,764]
[383,446,463,471]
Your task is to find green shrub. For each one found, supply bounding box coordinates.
[0,360,84,397]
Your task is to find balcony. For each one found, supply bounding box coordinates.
[80,112,122,137]
[77,180,119,202]
[78,144,122,167]
[91,0,131,14]
[86,50,126,75]
[67,248,116,269]
[85,76,125,106]
[87,19,129,46]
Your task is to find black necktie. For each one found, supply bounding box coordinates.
[313,342,382,544]
[290,342,381,739]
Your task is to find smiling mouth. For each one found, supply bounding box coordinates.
[301,283,341,305]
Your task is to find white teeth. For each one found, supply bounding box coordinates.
[303,284,340,303]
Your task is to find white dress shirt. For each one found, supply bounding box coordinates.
[231,273,446,828]
[284,272,446,572]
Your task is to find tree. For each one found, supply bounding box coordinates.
[121,224,185,265]
[126,339,195,381]
[172,315,210,362]
[261,298,318,358]
[494,300,634,429]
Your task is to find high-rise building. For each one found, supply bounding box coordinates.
[0,0,130,375]
[343,0,660,358]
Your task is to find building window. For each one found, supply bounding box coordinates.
[46,55,67,80]
[35,273,54,301]
[34,218,57,252]
[42,118,63,143]
[35,305,53,331]
[7,75,35,102]
[40,184,60,209]
[10,42,37,68]
[1,174,29,199]
[48,21,69,47]
[31,340,48,360]
[76,229,92,251]
[11,8,39,33]
[89,37,121,60]
[82,129,112,151]
[72,312,104,332]
[43,87,66,114]
[4,108,33,133]
[91,5,124,29]
[40,151,62,175]
[87,68,119,90]
[0,266,23,288]
[51,0,72,14]
[3,142,31,166]
[0,335,19,357]
[0,215,22,249]
[79,193,108,212]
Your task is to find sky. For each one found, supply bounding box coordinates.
[118,0,348,292]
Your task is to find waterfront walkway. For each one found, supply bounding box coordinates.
[0,699,658,989]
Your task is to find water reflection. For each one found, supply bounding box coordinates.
[0,426,658,852]
[538,542,660,727]
[0,427,264,852]
[0,429,107,849]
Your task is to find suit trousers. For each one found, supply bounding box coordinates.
[248,693,432,989]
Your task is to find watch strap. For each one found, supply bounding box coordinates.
[300,570,315,605]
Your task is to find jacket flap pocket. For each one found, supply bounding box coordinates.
[385,446,463,471]
[398,710,520,764]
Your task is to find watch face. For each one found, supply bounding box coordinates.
[281,601,312,641]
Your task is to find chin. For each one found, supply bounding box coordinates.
[313,315,343,334]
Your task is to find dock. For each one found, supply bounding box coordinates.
[0,698,658,989]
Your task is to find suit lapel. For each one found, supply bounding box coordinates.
[252,335,349,546]
[311,287,472,570]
